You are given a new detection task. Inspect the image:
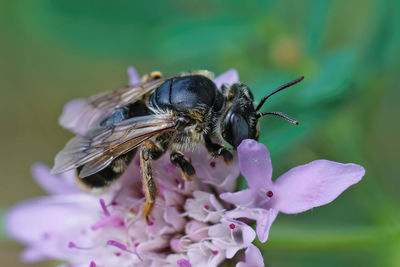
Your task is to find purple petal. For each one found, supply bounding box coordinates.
[31,163,79,195]
[20,247,45,263]
[214,69,239,89]
[272,160,365,214]
[5,195,94,244]
[238,139,273,189]
[236,244,264,267]
[191,147,239,193]
[164,207,185,232]
[220,189,256,206]
[225,207,278,243]
[256,208,278,243]
[208,218,256,259]
[127,66,140,86]
[185,221,208,242]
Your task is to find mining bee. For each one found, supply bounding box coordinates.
[51,70,303,220]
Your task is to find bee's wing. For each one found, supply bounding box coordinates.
[59,76,178,135]
[52,113,180,178]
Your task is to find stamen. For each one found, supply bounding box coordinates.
[89,261,96,267]
[229,223,236,230]
[267,190,274,198]
[107,240,127,250]
[99,198,110,216]
[68,241,93,250]
[115,252,121,257]
[147,220,154,226]
[91,215,116,230]
[204,205,210,210]
[106,240,143,261]
[209,161,216,168]
[212,250,218,255]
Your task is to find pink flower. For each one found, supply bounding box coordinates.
[6,67,365,267]
[6,68,260,267]
[221,139,365,242]
[6,151,248,266]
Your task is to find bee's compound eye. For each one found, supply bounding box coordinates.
[230,114,249,147]
[222,112,249,148]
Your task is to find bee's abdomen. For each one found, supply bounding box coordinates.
[150,75,224,113]
[76,150,136,189]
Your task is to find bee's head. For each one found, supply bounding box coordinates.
[221,77,304,148]
[221,83,259,148]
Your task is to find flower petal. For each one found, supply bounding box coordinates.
[191,147,239,193]
[225,207,278,243]
[127,66,140,86]
[255,208,278,243]
[208,218,256,259]
[220,189,256,207]
[238,140,273,189]
[236,244,264,267]
[214,69,239,89]
[272,160,365,214]
[5,195,95,244]
[31,163,79,195]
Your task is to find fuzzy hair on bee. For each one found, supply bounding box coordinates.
[51,69,304,221]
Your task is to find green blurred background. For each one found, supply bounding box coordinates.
[1,0,399,266]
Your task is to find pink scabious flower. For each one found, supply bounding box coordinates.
[5,67,365,267]
[221,139,366,243]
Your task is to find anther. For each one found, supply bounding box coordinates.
[107,240,127,250]
[229,223,236,230]
[204,205,210,210]
[212,250,218,255]
[267,191,274,198]
[210,161,216,168]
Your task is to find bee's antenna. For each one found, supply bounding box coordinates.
[257,112,299,125]
[255,76,304,111]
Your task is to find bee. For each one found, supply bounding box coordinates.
[51,70,303,220]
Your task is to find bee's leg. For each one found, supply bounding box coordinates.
[204,136,233,165]
[170,151,196,181]
[141,71,163,83]
[140,139,167,221]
